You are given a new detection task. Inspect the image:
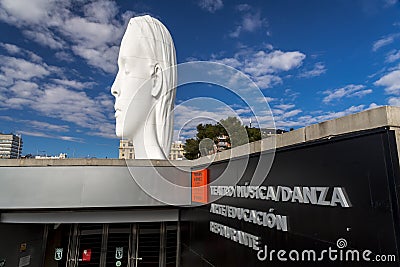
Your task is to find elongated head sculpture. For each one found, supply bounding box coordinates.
[111,15,177,159]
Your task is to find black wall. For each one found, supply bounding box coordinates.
[0,223,45,266]
[181,128,400,266]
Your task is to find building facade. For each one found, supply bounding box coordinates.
[119,139,134,159]
[35,153,67,159]
[0,133,22,159]
[169,141,185,160]
[216,135,230,152]
[1,107,400,266]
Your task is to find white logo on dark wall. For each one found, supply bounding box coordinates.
[115,247,123,260]
[55,248,63,261]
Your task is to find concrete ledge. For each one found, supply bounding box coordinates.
[305,106,397,141]
[387,106,400,126]
[0,158,192,167]
[277,128,305,148]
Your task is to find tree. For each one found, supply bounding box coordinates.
[183,116,264,159]
[220,117,248,147]
[183,138,199,160]
[196,123,220,141]
[246,126,261,143]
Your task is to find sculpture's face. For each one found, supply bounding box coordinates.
[111,33,155,139]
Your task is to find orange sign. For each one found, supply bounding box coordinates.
[192,169,209,203]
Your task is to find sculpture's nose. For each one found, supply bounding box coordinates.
[111,75,120,97]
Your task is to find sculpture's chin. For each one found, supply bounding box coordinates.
[115,128,123,138]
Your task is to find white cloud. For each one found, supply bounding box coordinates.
[9,81,40,98]
[83,0,119,24]
[299,62,326,78]
[0,51,116,139]
[264,96,276,102]
[275,104,295,110]
[242,12,263,32]
[274,105,367,128]
[374,69,400,94]
[54,51,74,62]
[0,42,43,62]
[384,0,398,7]
[368,103,380,109]
[253,75,282,88]
[23,29,65,50]
[61,17,117,48]
[34,86,104,127]
[0,0,56,25]
[27,120,69,132]
[236,4,251,12]
[6,118,70,133]
[311,105,366,122]
[173,102,253,139]
[245,50,305,74]
[229,27,242,38]
[53,78,95,90]
[71,45,119,73]
[27,51,43,63]
[213,49,305,89]
[230,10,267,38]
[254,96,276,104]
[322,84,372,103]
[0,0,132,74]
[198,0,223,13]
[282,109,302,119]
[386,50,400,63]
[269,102,303,124]
[214,57,242,68]
[372,34,399,51]
[174,105,234,128]
[0,42,20,54]
[0,55,50,82]
[388,97,400,106]
[17,130,83,143]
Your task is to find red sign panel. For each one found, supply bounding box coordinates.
[192,169,209,204]
[82,249,92,262]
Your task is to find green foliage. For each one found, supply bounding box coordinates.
[246,126,262,143]
[183,116,263,160]
[220,117,248,147]
[183,138,199,160]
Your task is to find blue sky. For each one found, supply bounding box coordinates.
[0,0,399,158]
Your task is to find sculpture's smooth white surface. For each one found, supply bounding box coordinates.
[111,15,177,159]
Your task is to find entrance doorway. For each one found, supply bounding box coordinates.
[44,222,179,267]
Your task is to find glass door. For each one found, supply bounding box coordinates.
[106,224,131,267]
[44,222,179,267]
[135,223,161,266]
[76,224,103,266]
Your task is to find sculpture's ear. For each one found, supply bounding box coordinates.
[151,64,163,97]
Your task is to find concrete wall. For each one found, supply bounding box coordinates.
[0,165,191,210]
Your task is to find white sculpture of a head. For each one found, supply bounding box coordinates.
[111,15,177,159]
